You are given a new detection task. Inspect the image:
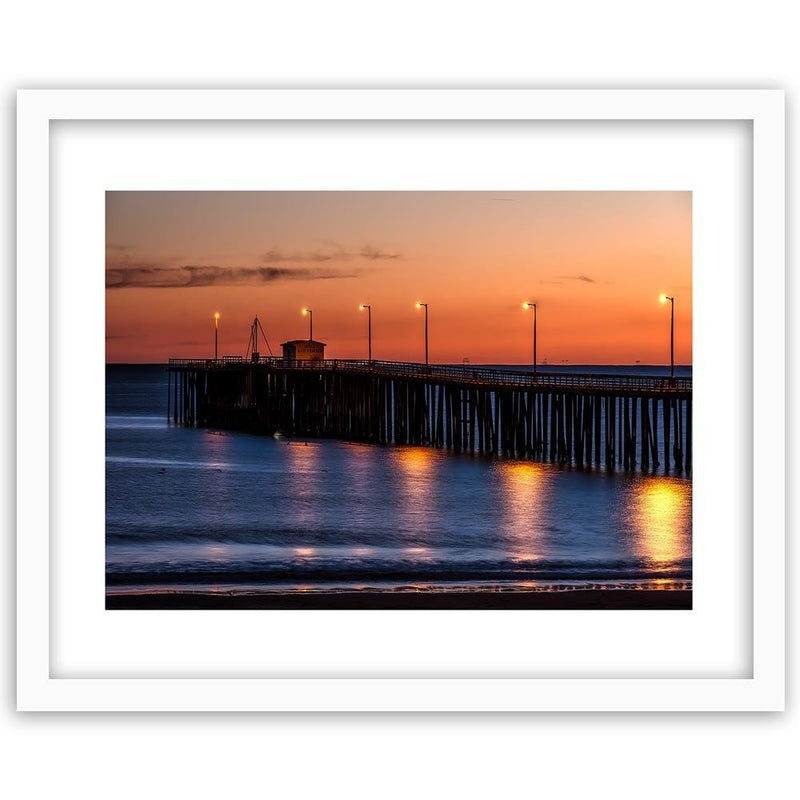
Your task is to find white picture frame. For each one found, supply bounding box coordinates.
[17,89,785,711]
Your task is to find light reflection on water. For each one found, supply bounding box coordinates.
[496,461,552,562]
[628,477,692,565]
[106,366,693,594]
[391,446,439,552]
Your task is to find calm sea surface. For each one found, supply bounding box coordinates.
[106,364,692,597]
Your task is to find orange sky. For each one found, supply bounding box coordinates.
[106,191,691,365]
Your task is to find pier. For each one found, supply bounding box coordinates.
[167,358,692,474]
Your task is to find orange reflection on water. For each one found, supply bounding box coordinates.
[496,461,552,561]
[284,441,322,475]
[391,447,438,533]
[404,545,432,561]
[629,477,692,564]
[202,543,231,562]
[393,446,436,498]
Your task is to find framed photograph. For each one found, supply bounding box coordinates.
[17,89,784,711]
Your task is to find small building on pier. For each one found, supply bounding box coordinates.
[281,339,326,363]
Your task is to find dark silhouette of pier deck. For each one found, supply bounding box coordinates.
[167,358,692,474]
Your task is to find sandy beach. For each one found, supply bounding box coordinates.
[106,588,692,610]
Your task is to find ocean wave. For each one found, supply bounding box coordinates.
[106,557,693,587]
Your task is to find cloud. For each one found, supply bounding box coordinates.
[106,240,401,289]
[260,248,338,263]
[360,245,400,260]
[259,244,401,264]
[556,274,597,283]
[106,264,357,289]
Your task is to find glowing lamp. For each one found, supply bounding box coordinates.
[415,302,428,364]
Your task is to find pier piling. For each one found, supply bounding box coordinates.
[167,358,691,475]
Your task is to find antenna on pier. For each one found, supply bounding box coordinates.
[245,316,274,362]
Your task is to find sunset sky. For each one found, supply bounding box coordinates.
[106,191,691,365]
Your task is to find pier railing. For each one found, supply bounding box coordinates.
[167,357,691,394]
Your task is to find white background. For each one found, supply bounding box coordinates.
[2,2,795,798]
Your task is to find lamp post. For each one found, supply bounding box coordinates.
[659,294,674,379]
[214,312,220,360]
[415,302,428,365]
[359,304,372,362]
[302,307,313,340]
[523,302,537,375]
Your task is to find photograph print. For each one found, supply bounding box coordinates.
[106,190,692,610]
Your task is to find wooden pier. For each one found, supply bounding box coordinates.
[167,358,692,475]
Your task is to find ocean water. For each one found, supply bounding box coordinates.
[106,364,692,598]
